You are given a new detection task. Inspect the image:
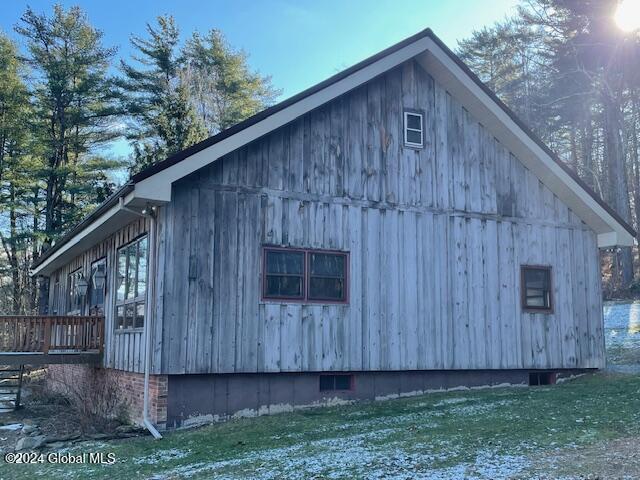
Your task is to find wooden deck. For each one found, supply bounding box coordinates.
[0,316,104,365]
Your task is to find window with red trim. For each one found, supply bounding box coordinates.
[262,247,348,303]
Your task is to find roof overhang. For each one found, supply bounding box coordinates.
[31,188,163,276]
[31,28,635,276]
[416,36,635,248]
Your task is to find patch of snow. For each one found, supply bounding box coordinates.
[0,423,22,431]
[135,448,191,465]
[433,397,471,407]
[449,399,514,416]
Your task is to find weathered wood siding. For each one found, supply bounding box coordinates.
[155,59,605,375]
[47,218,149,372]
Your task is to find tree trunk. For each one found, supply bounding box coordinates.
[603,89,634,286]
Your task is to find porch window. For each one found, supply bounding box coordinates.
[115,236,148,330]
[262,247,348,303]
[67,269,84,315]
[521,265,553,312]
[89,258,106,316]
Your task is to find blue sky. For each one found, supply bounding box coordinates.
[1,0,519,161]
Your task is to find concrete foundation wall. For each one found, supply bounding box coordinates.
[166,369,587,428]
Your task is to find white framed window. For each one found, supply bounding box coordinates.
[115,235,148,331]
[89,257,107,316]
[403,111,424,148]
[67,268,84,315]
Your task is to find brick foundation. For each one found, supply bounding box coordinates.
[46,365,168,427]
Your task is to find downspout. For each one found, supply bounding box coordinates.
[119,198,163,439]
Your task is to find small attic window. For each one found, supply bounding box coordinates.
[403,111,424,148]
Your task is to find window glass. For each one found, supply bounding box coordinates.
[137,237,148,296]
[319,374,353,391]
[404,111,424,147]
[264,250,305,299]
[309,252,346,301]
[406,113,422,130]
[68,269,83,314]
[135,303,145,328]
[115,235,148,330]
[266,250,304,274]
[126,244,137,299]
[406,129,422,145]
[89,259,106,315]
[522,266,552,310]
[117,250,126,301]
[125,303,135,329]
[116,305,125,330]
[319,376,335,391]
[309,277,344,301]
[266,276,303,297]
[310,253,345,277]
[263,248,348,303]
[334,375,352,390]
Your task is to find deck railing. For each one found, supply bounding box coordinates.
[0,316,104,354]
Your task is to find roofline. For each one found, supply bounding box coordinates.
[32,27,635,273]
[132,27,635,238]
[424,31,636,239]
[31,183,135,270]
[131,27,437,183]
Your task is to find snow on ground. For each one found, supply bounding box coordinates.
[603,301,640,372]
[151,430,530,480]
[135,448,192,465]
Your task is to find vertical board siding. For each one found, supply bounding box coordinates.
[47,216,150,373]
[156,59,604,374]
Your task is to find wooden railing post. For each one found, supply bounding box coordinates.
[98,316,105,353]
[43,317,51,354]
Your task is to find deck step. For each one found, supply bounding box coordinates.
[0,365,23,410]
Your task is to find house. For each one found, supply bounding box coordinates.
[28,28,635,429]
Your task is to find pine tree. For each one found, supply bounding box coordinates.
[15,5,123,248]
[458,0,640,289]
[183,29,280,134]
[0,31,38,313]
[119,15,206,172]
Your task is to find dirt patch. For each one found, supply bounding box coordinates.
[528,436,640,479]
[0,403,81,452]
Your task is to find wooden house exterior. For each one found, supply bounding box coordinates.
[31,29,635,428]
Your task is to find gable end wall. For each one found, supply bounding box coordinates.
[155,59,604,375]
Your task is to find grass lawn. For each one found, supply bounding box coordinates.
[2,372,640,479]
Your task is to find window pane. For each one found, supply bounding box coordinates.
[406,113,422,130]
[334,375,352,390]
[126,244,136,299]
[125,303,135,329]
[309,277,345,301]
[69,271,82,313]
[523,267,551,309]
[310,253,345,277]
[135,302,145,328]
[527,297,545,307]
[265,275,303,298]
[90,261,106,311]
[116,305,125,330]
[117,250,126,300]
[266,250,304,275]
[406,129,422,145]
[319,376,335,391]
[137,238,148,297]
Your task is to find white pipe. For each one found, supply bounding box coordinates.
[119,198,162,439]
[142,209,162,439]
